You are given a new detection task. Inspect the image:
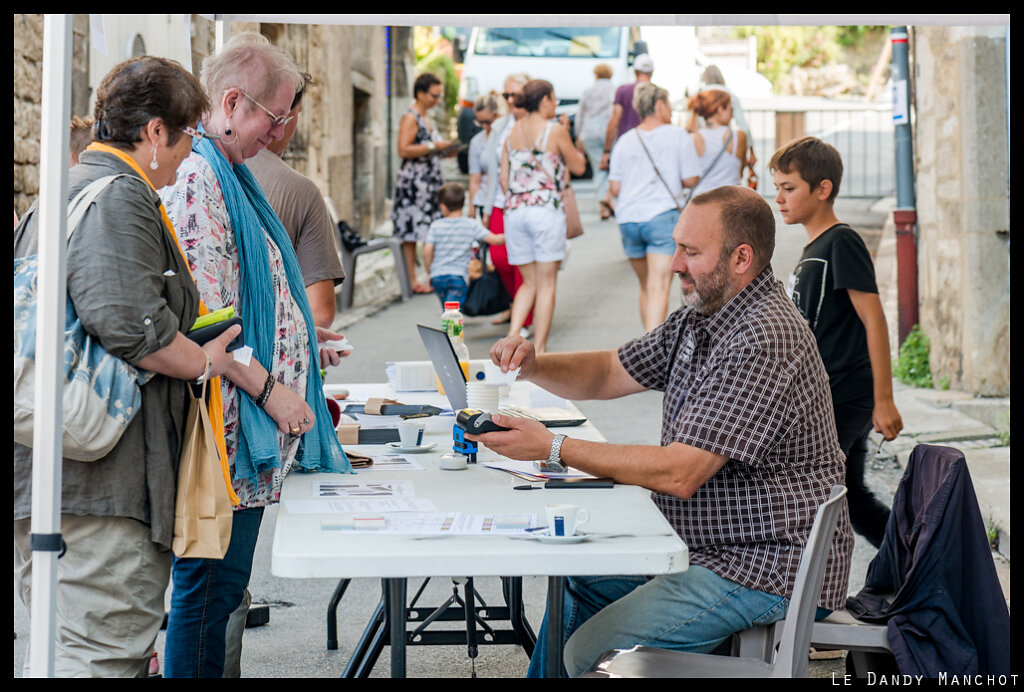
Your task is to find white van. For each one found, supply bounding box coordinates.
[456,26,647,170]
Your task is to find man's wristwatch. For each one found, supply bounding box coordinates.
[547,433,568,472]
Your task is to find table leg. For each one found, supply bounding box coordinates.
[546,576,565,678]
[386,578,408,677]
[327,578,351,650]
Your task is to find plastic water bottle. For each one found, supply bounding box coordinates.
[438,302,470,394]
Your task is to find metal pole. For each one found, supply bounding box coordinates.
[28,13,73,678]
[890,26,918,344]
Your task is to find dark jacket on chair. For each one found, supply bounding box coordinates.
[846,445,1010,676]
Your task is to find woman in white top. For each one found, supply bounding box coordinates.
[609,83,701,331]
[575,63,617,218]
[467,92,500,218]
[500,79,586,353]
[687,89,747,196]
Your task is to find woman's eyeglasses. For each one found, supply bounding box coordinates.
[239,89,294,128]
[182,125,220,142]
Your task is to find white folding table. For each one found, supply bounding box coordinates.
[271,382,688,677]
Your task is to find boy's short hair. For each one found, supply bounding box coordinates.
[769,136,844,202]
[438,182,465,212]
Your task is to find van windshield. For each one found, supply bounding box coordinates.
[473,27,623,58]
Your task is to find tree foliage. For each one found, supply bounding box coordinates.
[733,25,886,93]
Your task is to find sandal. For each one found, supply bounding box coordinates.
[412,284,434,295]
[599,200,613,220]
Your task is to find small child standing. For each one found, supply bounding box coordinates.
[424,182,505,307]
[771,136,903,548]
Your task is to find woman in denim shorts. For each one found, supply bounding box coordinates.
[609,83,701,332]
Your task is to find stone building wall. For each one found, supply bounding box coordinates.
[13,14,89,218]
[13,15,411,239]
[911,26,1010,396]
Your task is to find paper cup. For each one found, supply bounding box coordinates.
[466,381,500,412]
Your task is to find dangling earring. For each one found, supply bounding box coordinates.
[220,117,237,145]
[150,143,159,171]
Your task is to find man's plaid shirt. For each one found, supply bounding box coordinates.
[618,267,854,609]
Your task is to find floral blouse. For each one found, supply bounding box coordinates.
[161,153,310,508]
[504,122,567,212]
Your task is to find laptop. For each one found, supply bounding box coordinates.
[416,324,586,427]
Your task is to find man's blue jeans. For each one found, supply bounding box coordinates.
[526,565,790,678]
[164,507,265,678]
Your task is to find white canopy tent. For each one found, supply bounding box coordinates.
[27,13,1009,677]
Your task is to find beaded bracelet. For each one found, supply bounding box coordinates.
[254,373,275,408]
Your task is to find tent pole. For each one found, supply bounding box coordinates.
[28,12,73,678]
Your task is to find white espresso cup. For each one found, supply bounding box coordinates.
[397,419,426,448]
[545,504,590,537]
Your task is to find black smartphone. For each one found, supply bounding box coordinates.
[186,316,244,351]
[544,477,615,489]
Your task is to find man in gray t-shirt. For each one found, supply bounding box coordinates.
[248,85,345,331]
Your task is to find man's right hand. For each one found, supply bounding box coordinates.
[489,336,536,377]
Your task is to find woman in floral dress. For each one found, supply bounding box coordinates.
[392,72,457,294]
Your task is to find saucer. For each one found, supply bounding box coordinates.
[529,529,588,545]
[386,442,437,454]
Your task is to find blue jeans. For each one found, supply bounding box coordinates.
[526,565,790,678]
[164,507,265,678]
[430,274,468,307]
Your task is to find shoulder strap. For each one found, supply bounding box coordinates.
[66,174,132,239]
[535,121,553,150]
[635,129,682,211]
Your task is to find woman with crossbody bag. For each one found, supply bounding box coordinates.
[608,83,701,332]
[688,89,748,196]
[499,80,586,354]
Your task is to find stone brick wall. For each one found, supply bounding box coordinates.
[13,14,89,218]
[912,26,1010,396]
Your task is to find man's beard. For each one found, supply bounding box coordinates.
[679,257,733,315]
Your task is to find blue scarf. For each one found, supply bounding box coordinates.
[193,130,352,485]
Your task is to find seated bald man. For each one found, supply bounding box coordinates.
[469,185,853,678]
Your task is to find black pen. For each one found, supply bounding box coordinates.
[514,485,543,490]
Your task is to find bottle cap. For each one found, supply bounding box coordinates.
[444,302,461,310]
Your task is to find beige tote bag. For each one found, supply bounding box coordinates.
[173,380,233,559]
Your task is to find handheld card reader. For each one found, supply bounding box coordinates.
[453,408,511,463]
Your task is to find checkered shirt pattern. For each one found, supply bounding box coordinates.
[618,268,854,609]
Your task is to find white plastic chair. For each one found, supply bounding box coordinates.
[582,485,848,678]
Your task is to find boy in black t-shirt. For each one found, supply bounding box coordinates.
[770,136,903,548]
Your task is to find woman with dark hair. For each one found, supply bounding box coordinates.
[160,32,350,677]
[500,79,586,353]
[392,72,457,294]
[13,56,239,678]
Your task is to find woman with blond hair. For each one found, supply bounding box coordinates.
[687,89,747,195]
[160,32,349,677]
[575,63,616,218]
[609,82,700,332]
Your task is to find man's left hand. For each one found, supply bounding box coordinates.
[315,326,351,369]
[465,413,553,461]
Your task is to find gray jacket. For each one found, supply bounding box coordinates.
[14,150,200,550]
